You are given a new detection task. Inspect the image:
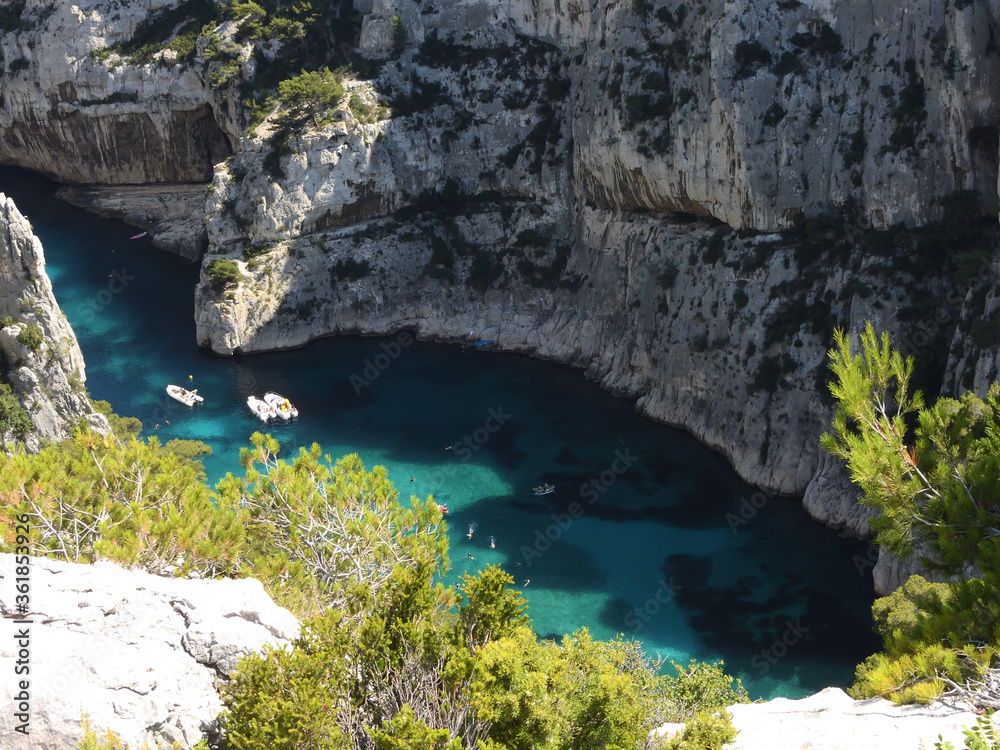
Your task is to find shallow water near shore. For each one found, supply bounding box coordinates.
[0,166,880,699]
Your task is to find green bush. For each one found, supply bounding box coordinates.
[90,399,143,440]
[329,257,372,281]
[349,94,375,123]
[734,40,771,79]
[205,259,243,292]
[16,322,43,352]
[657,261,680,289]
[0,384,32,441]
[935,714,1000,750]
[276,68,346,127]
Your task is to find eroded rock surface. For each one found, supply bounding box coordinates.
[0,193,109,448]
[0,554,299,750]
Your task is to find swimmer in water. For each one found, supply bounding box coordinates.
[466,553,476,561]
[489,536,496,549]
[466,523,476,540]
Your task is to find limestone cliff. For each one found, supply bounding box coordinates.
[0,0,236,254]
[0,193,108,448]
[189,0,1000,543]
[2,0,999,585]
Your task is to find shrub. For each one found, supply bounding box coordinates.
[276,68,346,127]
[0,383,32,441]
[734,40,772,79]
[349,94,374,123]
[762,103,787,127]
[205,259,243,291]
[329,257,372,281]
[468,251,505,291]
[870,575,951,640]
[703,231,726,264]
[16,322,43,352]
[391,15,406,53]
[970,319,1000,348]
[657,261,680,289]
[242,243,272,260]
[90,399,143,440]
[428,234,454,268]
[773,50,804,76]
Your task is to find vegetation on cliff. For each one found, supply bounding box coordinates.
[0,427,747,748]
[822,322,1000,706]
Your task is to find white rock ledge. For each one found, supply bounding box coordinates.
[0,554,300,750]
[725,686,987,750]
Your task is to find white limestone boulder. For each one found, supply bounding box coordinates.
[725,686,987,750]
[0,554,300,750]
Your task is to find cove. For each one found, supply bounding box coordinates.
[0,166,879,699]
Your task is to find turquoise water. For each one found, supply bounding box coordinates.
[0,166,879,699]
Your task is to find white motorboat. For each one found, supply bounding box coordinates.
[264,391,298,420]
[166,384,203,406]
[247,395,274,422]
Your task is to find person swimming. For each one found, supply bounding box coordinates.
[489,536,496,549]
[466,523,477,540]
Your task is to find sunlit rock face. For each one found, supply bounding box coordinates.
[0,193,109,448]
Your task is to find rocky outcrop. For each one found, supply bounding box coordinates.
[0,1,236,257]
[57,183,210,260]
[0,554,300,750]
[0,2,233,185]
[0,193,109,448]
[724,686,988,749]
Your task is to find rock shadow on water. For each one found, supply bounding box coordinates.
[457,496,609,595]
[661,554,879,689]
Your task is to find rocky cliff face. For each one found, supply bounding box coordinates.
[0,554,300,750]
[0,0,235,254]
[0,2,234,185]
[2,1,999,587]
[0,193,109,448]
[191,0,1000,541]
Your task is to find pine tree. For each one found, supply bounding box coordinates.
[822,322,1000,702]
[822,322,1000,580]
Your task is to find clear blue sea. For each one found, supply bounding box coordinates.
[0,166,879,699]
